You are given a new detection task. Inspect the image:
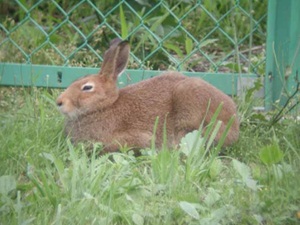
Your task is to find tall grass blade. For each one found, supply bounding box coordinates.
[206,120,222,149]
[162,115,168,151]
[203,103,223,143]
[119,5,128,39]
[215,115,235,151]
[151,116,160,151]
[185,36,193,55]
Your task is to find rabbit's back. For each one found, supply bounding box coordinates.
[172,77,239,145]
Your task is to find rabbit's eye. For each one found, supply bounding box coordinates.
[81,84,94,92]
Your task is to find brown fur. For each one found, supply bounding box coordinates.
[56,38,239,152]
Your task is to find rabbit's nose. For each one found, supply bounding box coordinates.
[56,99,63,107]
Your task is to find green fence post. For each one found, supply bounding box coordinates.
[265,0,300,110]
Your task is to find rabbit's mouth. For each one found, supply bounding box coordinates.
[56,96,81,119]
[57,104,81,119]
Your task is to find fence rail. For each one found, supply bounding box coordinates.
[0,0,299,110]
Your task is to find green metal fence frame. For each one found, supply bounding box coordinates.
[265,0,300,110]
[0,0,299,110]
[0,63,255,96]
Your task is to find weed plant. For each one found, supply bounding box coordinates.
[0,86,299,225]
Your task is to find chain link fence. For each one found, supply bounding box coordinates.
[0,0,267,75]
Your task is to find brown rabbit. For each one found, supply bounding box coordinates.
[56,38,239,153]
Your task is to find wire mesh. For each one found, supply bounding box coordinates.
[0,0,267,74]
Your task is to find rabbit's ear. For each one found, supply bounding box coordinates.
[109,37,123,47]
[99,38,130,80]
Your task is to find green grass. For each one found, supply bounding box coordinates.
[0,87,299,225]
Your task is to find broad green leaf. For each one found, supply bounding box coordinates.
[180,130,204,156]
[272,164,284,180]
[250,113,268,122]
[155,24,164,37]
[132,213,144,225]
[232,159,251,180]
[113,154,129,165]
[209,159,223,179]
[222,62,240,73]
[210,207,228,223]
[39,152,55,163]
[125,194,134,202]
[0,175,16,195]
[149,13,169,33]
[83,192,94,199]
[245,78,263,101]
[198,38,218,48]
[179,201,200,220]
[163,43,184,59]
[244,178,258,191]
[254,214,264,224]
[232,160,258,191]
[149,4,178,33]
[204,188,220,207]
[259,144,284,165]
